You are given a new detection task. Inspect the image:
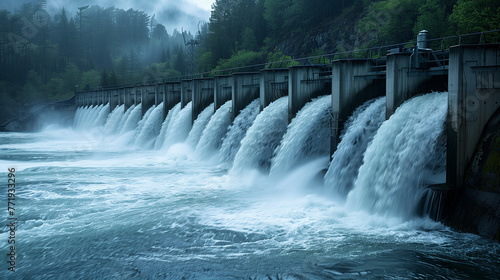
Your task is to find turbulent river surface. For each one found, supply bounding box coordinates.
[1,93,500,279]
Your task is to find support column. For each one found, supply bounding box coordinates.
[331,59,386,155]
[164,82,182,119]
[232,72,260,120]
[214,75,233,111]
[181,79,193,108]
[386,51,447,119]
[288,65,331,122]
[192,78,214,122]
[260,68,289,111]
[447,44,500,189]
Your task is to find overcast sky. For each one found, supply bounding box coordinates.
[0,0,215,33]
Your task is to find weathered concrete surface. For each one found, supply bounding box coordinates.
[447,44,500,190]
[193,78,214,122]
[331,59,386,155]
[164,82,181,119]
[232,72,260,119]
[288,65,331,122]
[141,85,156,116]
[446,108,500,240]
[181,80,193,108]
[260,69,289,111]
[214,75,232,111]
[386,52,447,119]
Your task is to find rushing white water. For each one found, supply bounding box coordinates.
[324,97,386,200]
[74,104,110,129]
[119,104,142,133]
[232,97,289,173]
[218,99,260,164]
[154,103,181,149]
[93,103,110,127]
[270,95,331,176]
[195,100,233,159]
[346,92,448,219]
[186,103,214,148]
[162,102,192,150]
[2,90,500,279]
[133,103,164,149]
[104,105,125,134]
[133,105,156,146]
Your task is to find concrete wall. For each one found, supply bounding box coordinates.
[164,82,181,119]
[260,68,289,111]
[232,72,260,120]
[110,89,120,111]
[181,80,193,109]
[386,52,447,119]
[447,44,500,189]
[141,85,156,115]
[288,65,332,122]
[331,59,386,155]
[214,75,233,111]
[125,87,137,111]
[156,84,164,106]
[193,78,215,122]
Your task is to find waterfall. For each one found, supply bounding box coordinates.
[162,102,192,150]
[270,95,331,176]
[92,103,110,127]
[119,105,142,134]
[73,106,83,127]
[104,105,125,134]
[133,105,156,145]
[218,99,260,164]
[74,104,110,129]
[154,103,181,149]
[232,97,288,173]
[133,103,164,149]
[195,100,232,159]
[186,103,214,148]
[345,92,448,219]
[76,105,96,129]
[324,97,386,200]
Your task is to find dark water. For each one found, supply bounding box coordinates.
[1,130,499,279]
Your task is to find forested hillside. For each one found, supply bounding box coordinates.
[1,0,499,123]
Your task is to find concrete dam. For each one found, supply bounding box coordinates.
[36,42,500,239]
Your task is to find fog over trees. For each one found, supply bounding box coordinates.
[0,0,498,123]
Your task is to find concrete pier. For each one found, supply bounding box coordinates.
[164,82,182,119]
[214,75,233,111]
[193,78,215,122]
[331,59,386,154]
[181,79,193,108]
[141,85,156,115]
[260,68,289,111]
[110,89,120,110]
[232,72,260,119]
[125,87,137,111]
[447,44,500,189]
[288,65,331,122]
[386,50,447,119]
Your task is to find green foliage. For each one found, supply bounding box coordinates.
[81,70,101,89]
[214,50,265,72]
[310,49,331,64]
[265,47,298,69]
[358,0,425,47]
[450,0,500,34]
[414,0,454,39]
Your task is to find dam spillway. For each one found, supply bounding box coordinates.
[2,44,500,279]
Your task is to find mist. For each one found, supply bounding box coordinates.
[0,0,212,33]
